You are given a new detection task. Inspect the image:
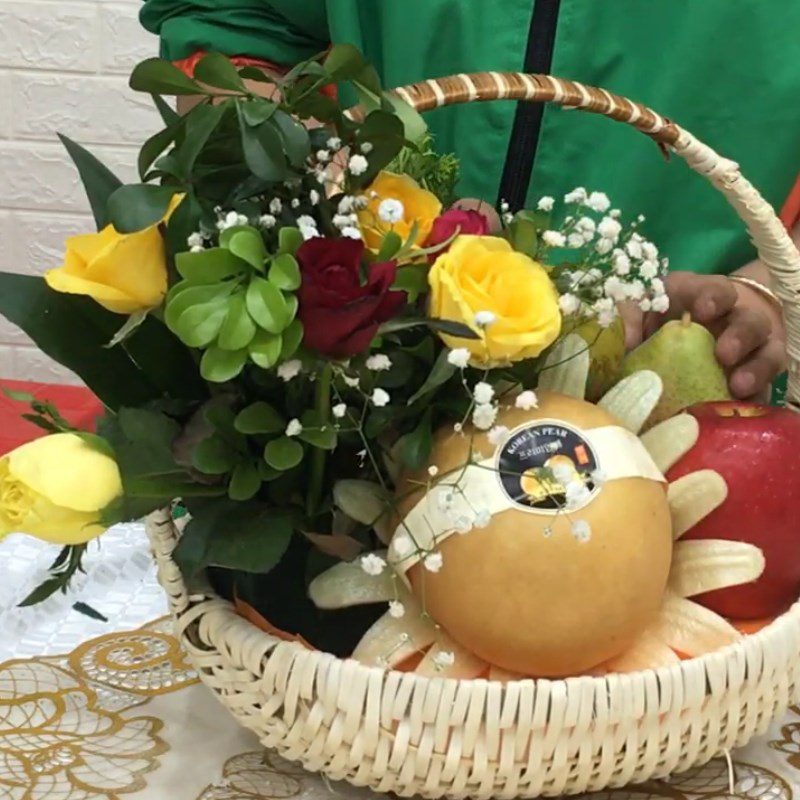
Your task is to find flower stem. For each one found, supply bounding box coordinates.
[307,362,333,518]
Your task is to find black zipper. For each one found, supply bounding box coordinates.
[496,0,562,211]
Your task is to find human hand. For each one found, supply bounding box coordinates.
[622,271,786,400]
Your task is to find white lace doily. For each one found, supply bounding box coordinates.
[0,522,167,660]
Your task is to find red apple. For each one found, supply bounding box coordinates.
[667,401,800,619]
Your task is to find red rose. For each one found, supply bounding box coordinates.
[425,207,490,252]
[297,238,405,358]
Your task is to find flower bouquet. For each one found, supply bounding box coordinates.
[2,46,800,798]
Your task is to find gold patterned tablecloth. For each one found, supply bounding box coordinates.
[2,618,800,800]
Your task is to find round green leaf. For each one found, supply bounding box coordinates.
[249,330,283,369]
[107,184,180,233]
[278,226,304,255]
[299,425,337,451]
[192,435,238,475]
[234,401,285,434]
[173,302,228,348]
[165,283,231,331]
[280,320,303,360]
[246,277,289,333]
[200,346,248,383]
[176,248,249,284]
[268,253,300,291]
[218,293,257,350]
[264,437,304,471]
[228,461,262,501]
[284,293,298,324]
[227,228,267,271]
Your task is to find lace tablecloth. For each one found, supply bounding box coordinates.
[3,528,800,799]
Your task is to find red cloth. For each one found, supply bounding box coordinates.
[174,51,337,98]
[0,380,102,455]
[781,173,800,230]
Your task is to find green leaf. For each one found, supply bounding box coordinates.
[238,105,288,181]
[278,226,304,255]
[165,282,232,330]
[397,409,433,470]
[268,253,300,290]
[237,66,278,85]
[264,437,304,471]
[173,301,229,348]
[299,411,337,450]
[235,401,285,434]
[383,93,427,144]
[354,111,405,184]
[176,248,249,284]
[166,190,203,254]
[130,57,206,96]
[192,435,239,475]
[152,93,179,126]
[408,349,457,404]
[284,293,298,323]
[194,52,246,93]
[107,184,179,233]
[227,228,266,271]
[249,330,282,368]
[272,111,311,168]
[280,319,303,359]
[228,461,261,501]
[72,601,108,622]
[246,277,288,333]
[58,134,122,230]
[377,231,403,262]
[173,500,293,577]
[105,310,148,349]
[377,316,480,340]
[138,122,182,181]
[200,346,248,383]
[178,102,227,176]
[240,99,278,126]
[323,44,367,81]
[0,273,204,409]
[2,388,35,403]
[217,293,256,350]
[392,264,429,303]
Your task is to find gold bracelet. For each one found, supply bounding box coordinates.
[728,275,782,311]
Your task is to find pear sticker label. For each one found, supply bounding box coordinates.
[496,420,601,514]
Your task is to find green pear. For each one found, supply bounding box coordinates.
[575,316,626,402]
[620,312,732,427]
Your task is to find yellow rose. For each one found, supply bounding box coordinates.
[428,235,562,366]
[358,171,442,251]
[0,433,122,544]
[45,196,183,314]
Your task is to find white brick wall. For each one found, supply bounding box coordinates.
[0,0,161,382]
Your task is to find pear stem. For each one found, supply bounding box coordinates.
[681,311,692,327]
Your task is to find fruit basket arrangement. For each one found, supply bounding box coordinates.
[2,47,800,799]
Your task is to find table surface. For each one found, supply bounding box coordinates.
[2,524,800,800]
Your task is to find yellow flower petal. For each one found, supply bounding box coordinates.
[8,433,122,513]
[44,268,145,315]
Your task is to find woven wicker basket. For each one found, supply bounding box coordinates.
[147,73,800,799]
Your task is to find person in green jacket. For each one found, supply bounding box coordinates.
[140,0,799,403]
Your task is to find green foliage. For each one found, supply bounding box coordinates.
[387,133,460,206]
[19,545,89,608]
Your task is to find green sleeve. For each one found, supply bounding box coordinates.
[139,1,329,65]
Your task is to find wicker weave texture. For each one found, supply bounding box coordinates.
[148,73,800,798]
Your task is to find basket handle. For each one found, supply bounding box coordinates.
[386,72,800,409]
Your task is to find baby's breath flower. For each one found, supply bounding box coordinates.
[447,348,471,369]
[341,226,362,240]
[595,237,614,256]
[626,238,643,259]
[551,462,575,486]
[640,259,659,280]
[609,209,621,219]
[537,195,555,211]
[472,403,498,431]
[316,149,331,162]
[559,293,582,316]
[371,388,390,407]
[354,196,369,210]
[567,233,585,249]
[515,390,539,410]
[309,189,320,206]
[474,508,492,528]
[453,422,463,433]
[597,217,622,241]
[378,198,404,223]
[269,198,283,215]
[187,232,204,249]
[277,359,302,382]
[332,403,348,419]
[542,230,566,248]
[474,310,496,327]
[612,251,632,276]
[291,198,300,209]
[625,280,646,301]
[326,136,342,150]
[333,213,356,229]
[571,520,592,543]
[593,298,617,328]
[637,214,646,223]
[259,214,276,229]
[642,241,658,260]
[639,298,652,313]
[427,465,439,478]
[285,418,303,437]
[366,354,392,371]
[651,277,666,296]
[564,187,587,204]
[577,216,596,234]
[343,374,360,388]
[360,142,374,154]
[388,600,406,618]
[424,552,443,573]
[393,533,413,556]
[338,196,355,214]
[651,294,670,313]
[603,276,627,303]
[586,191,611,213]
[487,425,509,446]
[349,154,369,175]
[453,515,473,534]
[500,200,510,213]
[433,650,455,668]
[473,382,495,404]
[565,480,592,510]
[361,553,387,576]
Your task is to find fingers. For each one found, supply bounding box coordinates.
[618,301,645,350]
[714,306,772,368]
[729,338,787,399]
